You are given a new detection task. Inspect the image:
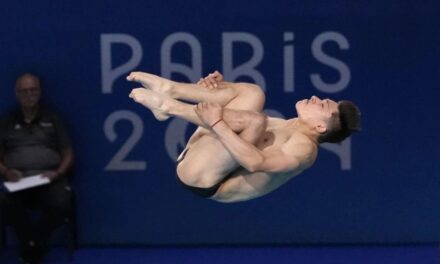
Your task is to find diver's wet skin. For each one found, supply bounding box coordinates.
[127,70,361,203]
[129,88,170,121]
[127,72,174,98]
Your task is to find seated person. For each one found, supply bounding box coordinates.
[0,73,74,263]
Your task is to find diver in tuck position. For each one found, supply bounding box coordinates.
[128,70,361,202]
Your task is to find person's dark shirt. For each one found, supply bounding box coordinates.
[0,107,71,176]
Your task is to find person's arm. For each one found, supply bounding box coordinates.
[42,147,74,181]
[0,159,8,176]
[211,121,300,173]
[0,119,7,176]
[0,158,12,180]
[0,149,22,182]
[0,164,22,182]
[194,101,300,173]
[0,117,23,182]
[42,112,75,181]
[56,147,74,176]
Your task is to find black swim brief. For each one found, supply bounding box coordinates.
[176,148,230,198]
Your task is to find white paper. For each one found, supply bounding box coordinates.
[3,174,50,192]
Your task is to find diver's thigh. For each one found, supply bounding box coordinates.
[177,135,237,186]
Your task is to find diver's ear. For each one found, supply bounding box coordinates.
[315,123,327,134]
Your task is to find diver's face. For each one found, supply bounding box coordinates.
[295,96,339,132]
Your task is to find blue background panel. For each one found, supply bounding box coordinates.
[0,0,439,245]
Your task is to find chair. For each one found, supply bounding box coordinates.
[0,188,78,261]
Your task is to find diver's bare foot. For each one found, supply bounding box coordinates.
[127,72,174,97]
[129,88,170,121]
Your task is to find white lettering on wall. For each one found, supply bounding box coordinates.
[222,32,266,90]
[100,31,353,171]
[283,32,295,92]
[321,138,352,170]
[311,31,350,93]
[101,34,142,94]
[161,32,202,82]
[104,110,147,171]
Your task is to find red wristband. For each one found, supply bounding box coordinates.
[211,119,223,129]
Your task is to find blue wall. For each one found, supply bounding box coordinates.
[0,0,439,245]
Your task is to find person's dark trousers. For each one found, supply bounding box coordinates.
[0,177,72,262]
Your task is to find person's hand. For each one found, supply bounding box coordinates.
[4,169,23,182]
[197,71,224,89]
[194,102,223,128]
[42,170,60,181]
